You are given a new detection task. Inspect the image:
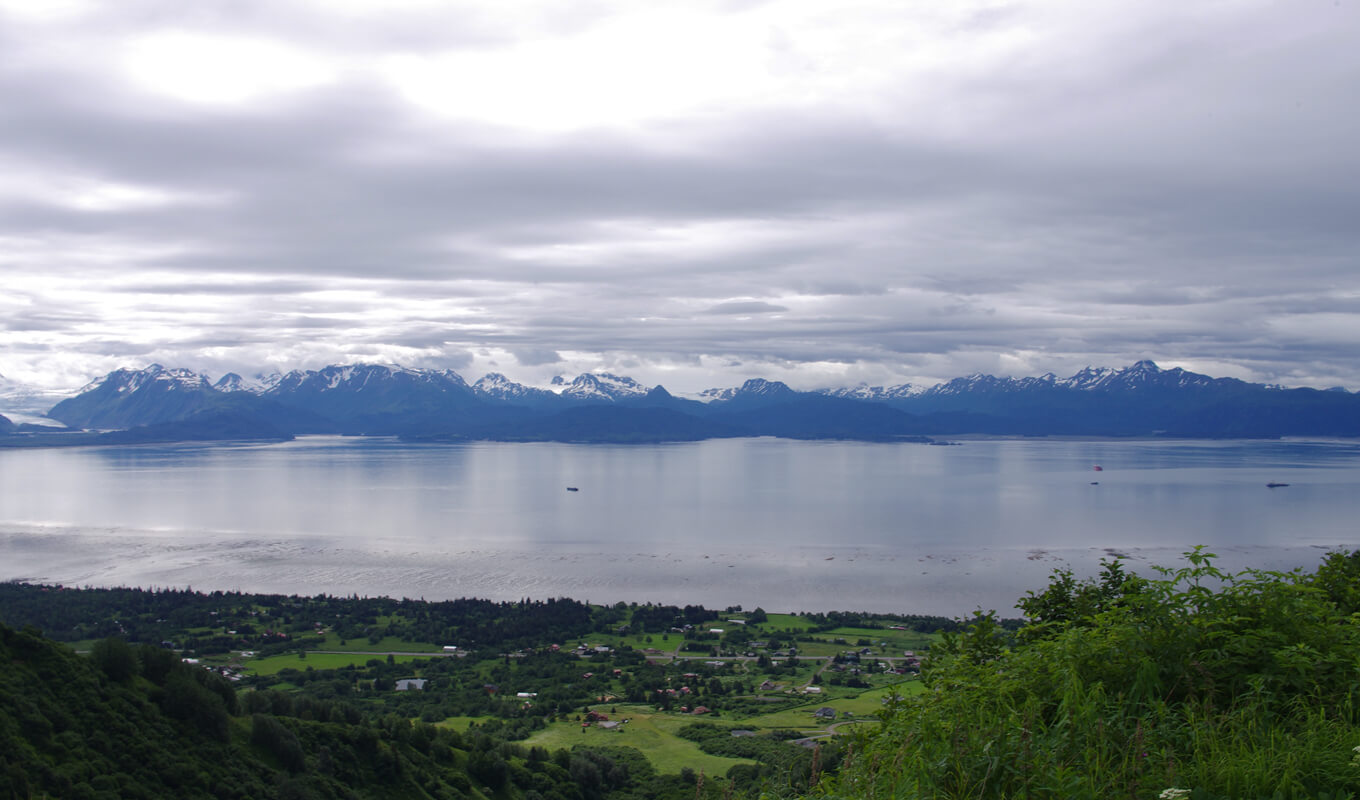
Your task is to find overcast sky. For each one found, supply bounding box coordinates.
[1,0,1356,394]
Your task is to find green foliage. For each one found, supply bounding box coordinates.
[91,636,138,682]
[820,548,1360,800]
[252,714,306,772]
[0,619,765,799]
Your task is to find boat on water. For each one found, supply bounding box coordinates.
[566,486,580,492]
[1266,482,1290,488]
[1092,465,1103,472]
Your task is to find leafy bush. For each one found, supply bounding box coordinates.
[821,548,1360,799]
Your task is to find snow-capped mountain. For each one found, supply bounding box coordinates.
[75,364,211,395]
[913,360,1235,399]
[40,358,1360,441]
[819,383,924,401]
[472,373,559,404]
[49,364,219,429]
[1055,366,1118,390]
[1073,359,1237,392]
[920,372,1037,397]
[251,364,478,433]
[213,371,283,394]
[266,364,469,396]
[697,378,797,404]
[557,372,650,402]
[694,386,734,402]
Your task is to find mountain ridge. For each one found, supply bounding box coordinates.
[27,359,1360,443]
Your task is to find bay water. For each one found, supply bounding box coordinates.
[1,436,1356,615]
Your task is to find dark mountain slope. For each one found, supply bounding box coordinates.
[47,365,219,429]
[415,404,738,443]
[716,394,933,441]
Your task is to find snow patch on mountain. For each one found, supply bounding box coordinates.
[214,371,283,394]
[77,364,210,395]
[695,378,797,403]
[265,364,470,396]
[560,373,650,401]
[472,373,557,402]
[819,383,924,401]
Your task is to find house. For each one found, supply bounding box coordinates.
[813,707,836,720]
[395,679,427,691]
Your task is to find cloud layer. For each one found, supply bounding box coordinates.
[1,0,1357,393]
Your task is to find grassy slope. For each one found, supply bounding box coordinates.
[526,707,752,776]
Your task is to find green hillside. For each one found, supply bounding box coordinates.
[818,549,1360,799]
[0,622,720,799]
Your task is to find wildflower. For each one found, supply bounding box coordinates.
[1159,790,1191,800]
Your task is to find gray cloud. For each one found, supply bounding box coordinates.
[0,1,1357,393]
[703,301,789,315]
[511,348,563,367]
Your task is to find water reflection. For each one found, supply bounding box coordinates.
[0,436,1356,613]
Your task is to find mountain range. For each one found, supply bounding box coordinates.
[3,360,1358,444]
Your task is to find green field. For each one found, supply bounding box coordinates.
[783,640,847,657]
[587,632,678,655]
[435,715,494,731]
[736,681,923,730]
[525,706,752,776]
[815,626,936,650]
[243,651,427,676]
[320,636,443,653]
[759,614,819,632]
[516,678,924,777]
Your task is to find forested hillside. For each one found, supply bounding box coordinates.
[0,622,736,799]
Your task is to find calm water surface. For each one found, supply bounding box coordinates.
[1,436,1356,614]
